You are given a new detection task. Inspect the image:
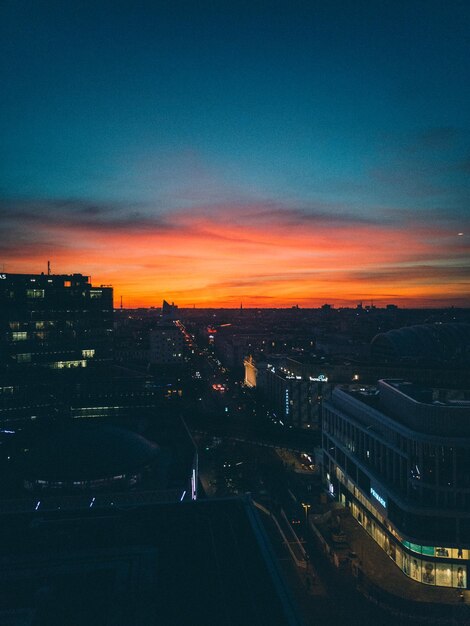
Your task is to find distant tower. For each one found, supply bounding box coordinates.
[47,260,51,275]
[162,299,178,320]
[120,295,123,310]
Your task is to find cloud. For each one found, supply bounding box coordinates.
[369,126,470,205]
[1,195,469,307]
[409,127,460,152]
[0,198,176,233]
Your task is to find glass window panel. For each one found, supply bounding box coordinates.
[451,548,468,560]
[410,557,421,582]
[436,563,452,587]
[454,565,467,589]
[434,547,451,558]
[422,561,435,585]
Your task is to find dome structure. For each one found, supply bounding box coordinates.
[371,323,470,364]
[22,423,161,491]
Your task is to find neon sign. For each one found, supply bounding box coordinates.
[370,487,387,508]
[310,374,328,382]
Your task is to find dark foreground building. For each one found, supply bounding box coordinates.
[0,272,113,370]
[21,424,162,493]
[323,379,470,589]
[0,272,115,426]
[0,497,302,626]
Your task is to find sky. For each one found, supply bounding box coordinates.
[1,0,469,307]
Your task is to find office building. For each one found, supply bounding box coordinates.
[323,379,470,589]
[0,272,113,371]
[265,362,320,429]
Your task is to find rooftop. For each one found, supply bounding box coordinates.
[0,497,302,626]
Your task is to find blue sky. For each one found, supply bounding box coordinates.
[1,0,469,306]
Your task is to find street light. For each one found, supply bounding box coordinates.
[301,502,311,527]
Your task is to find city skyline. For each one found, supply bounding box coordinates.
[1,1,469,308]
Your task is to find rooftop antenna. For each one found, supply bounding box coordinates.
[47,260,51,275]
[120,295,123,310]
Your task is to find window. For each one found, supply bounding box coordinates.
[26,289,44,298]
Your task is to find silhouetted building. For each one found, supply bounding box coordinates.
[0,272,114,426]
[0,498,302,626]
[22,424,162,492]
[149,323,185,365]
[0,273,113,371]
[162,299,178,320]
[371,323,470,365]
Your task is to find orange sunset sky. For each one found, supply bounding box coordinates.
[1,3,469,308]
[2,200,469,308]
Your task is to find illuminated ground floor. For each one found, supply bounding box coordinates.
[326,463,468,590]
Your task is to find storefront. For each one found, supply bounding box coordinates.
[328,463,468,589]
[349,499,469,588]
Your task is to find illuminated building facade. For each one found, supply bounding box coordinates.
[265,363,320,429]
[0,272,113,370]
[243,355,258,388]
[323,380,470,589]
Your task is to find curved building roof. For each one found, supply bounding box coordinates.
[22,423,160,481]
[371,323,470,364]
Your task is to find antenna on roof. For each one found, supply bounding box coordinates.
[47,260,51,275]
[120,295,123,310]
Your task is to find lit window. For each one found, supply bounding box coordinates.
[12,332,27,341]
[26,289,44,298]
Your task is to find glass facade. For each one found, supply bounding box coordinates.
[348,496,468,588]
[323,383,470,589]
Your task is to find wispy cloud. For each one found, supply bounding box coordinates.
[2,195,469,307]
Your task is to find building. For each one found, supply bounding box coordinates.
[243,355,258,387]
[162,299,178,320]
[21,423,162,493]
[0,272,113,371]
[149,322,185,366]
[0,272,114,426]
[322,379,470,589]
[0,497,302,626]
[265,362,320,429]
[371,323,470,366]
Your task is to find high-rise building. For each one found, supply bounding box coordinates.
[265,362,320,429]
[0,272,113,425]
[0,272,113,371]
[322,379,470,589]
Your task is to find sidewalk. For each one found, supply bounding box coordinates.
[312,506,469,607]
[342,513,469,606]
